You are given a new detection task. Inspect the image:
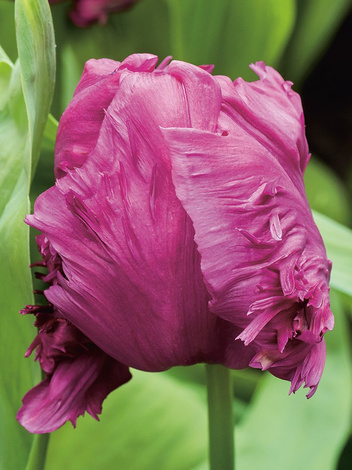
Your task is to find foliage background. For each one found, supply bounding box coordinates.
[0,0,351,469]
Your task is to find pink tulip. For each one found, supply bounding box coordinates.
[17,54,333,433]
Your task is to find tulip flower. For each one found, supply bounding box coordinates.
[48,0,138,27]
[69,0,138,26]
[17,54,333,434]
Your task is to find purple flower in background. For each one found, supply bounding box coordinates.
[17,54,333,434]
[49,0,138,27]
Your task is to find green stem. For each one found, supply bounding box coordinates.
[25,434,50,470]
[206,364,235,470]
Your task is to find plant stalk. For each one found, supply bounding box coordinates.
[25,433,50,470]
[206,364,235,470]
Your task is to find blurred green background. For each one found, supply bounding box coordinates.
[0,0,352,469]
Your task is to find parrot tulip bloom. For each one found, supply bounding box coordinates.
[17,54,333,433]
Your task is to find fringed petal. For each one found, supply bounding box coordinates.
[163,82,333,396]
[18,235,132,433]
[216,61,310,175]
[17,351,131,433]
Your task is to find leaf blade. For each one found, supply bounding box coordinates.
[0,1,56,468]
[0,56,37,470]
[15,0,56,174]
[313,211,352,297]
[46,371,208,470]
[166,0,296,80]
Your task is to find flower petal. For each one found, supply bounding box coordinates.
[250,339,326,398]
[16,351,131,434]
[163,127,311,314]
[163,121,332,395]
[215,62,310,177]
[54,54,159,178]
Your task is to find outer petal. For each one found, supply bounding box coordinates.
[54,54,159,178]
[17,351,131,434]
[166,60,220,131]
[163,119,332,395]
[251,339,327,398]
[215,62,310,178]
[26,61,247,371]
[17,235,132,433]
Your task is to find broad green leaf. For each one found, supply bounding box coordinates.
[0,51,38,470]
[313,211,352,297]
[0,2,17,63]
[0,1,56,468]
[166,0,296,80]
[305,156,351,226]
[281,0,352,85]
[46,370,208,470]
[236,290,352,470]
[15,0,56,175]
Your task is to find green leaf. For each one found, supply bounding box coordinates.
[45,370,208,470]
[236,289,352,470]
[166,0,296,80]
[281,0,352,85]
[0,1,56,468]
[0,51,38,470]
[305,156,351,226]
[0,2,17,63]
[313,211,352,297]
[15,0,56,175]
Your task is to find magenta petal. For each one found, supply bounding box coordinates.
[73,58,120,95]
[54,54,160,178]
[253,339,327,398]
[16,351,131,434]
[167,60,221,131]
[118,53,159,72]
[215,62,310,177]
[54,60,121,178]
[163,122,332,395]
[17,235,132,433]
[163,127,307,311]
